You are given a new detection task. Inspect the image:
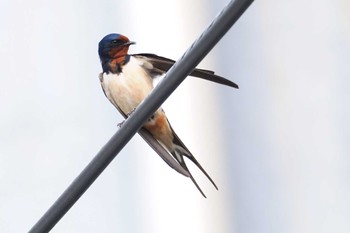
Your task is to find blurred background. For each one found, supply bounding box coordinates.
[1,0,350,232]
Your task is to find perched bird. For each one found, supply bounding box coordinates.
[98,33,238,197]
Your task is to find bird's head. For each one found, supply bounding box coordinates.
[98,33,135,73]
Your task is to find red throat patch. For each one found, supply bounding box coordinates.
[108,46,130,72]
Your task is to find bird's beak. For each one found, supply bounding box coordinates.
[124,41,136,46]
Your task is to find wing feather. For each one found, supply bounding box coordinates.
[133,53,239,89]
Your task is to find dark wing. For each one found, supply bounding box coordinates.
[99,73,189,177]
[133,53,239,89]
[138,128,190,177]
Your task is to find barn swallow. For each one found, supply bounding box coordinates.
[98,33,238,197]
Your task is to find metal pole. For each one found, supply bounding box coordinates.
[28,0,254,232]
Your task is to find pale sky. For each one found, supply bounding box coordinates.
[1,0,350,233]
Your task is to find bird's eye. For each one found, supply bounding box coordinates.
[112,39,122,45]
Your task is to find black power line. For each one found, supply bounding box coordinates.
[28,0,254,232]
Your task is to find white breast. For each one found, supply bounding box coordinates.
[101,56,154,115]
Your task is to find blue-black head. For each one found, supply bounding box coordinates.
[98,33,135,59]
[98,33,135,73]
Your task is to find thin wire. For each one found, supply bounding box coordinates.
[28,0,254,232]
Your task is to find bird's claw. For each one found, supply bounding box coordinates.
[117,108,136,128]
[117,120,125,128]
[127,108,136,116]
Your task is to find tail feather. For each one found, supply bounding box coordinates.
[167,118,218,197]
[173,151,207,198]
[172,145,218,198]
[175,146,218,190]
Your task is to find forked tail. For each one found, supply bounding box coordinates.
[172,146,218,198]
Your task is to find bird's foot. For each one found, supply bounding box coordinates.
[117,108,137,128]
[117,120,125,128]
[127,108,136,116]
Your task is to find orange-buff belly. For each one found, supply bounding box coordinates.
[144,112,174,151]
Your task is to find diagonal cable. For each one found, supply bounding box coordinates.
[28,0,254,232]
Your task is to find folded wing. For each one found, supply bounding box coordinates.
[133,53,239,89]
